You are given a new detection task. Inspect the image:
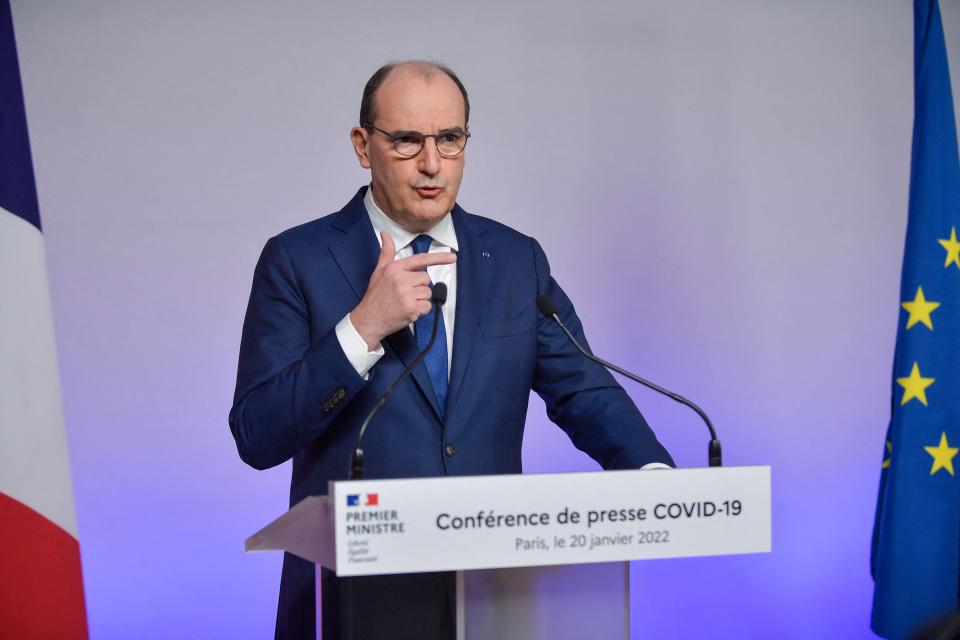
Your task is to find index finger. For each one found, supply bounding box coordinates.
[395,251,457,271]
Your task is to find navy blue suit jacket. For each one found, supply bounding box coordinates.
[230,187,674,636]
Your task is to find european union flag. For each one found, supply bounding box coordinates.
[871,1,960,637]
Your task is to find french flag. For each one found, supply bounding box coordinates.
[0,1,89,637]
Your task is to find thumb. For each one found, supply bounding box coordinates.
[377,231,396,268]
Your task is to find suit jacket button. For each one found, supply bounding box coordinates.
[336,388,346,400]
[444,444,456,457]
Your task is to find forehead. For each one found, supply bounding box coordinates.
[375,68,466,130]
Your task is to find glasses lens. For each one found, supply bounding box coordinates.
[436,132,467,157]
[393,133,424,156]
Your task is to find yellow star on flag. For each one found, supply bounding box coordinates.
[901,286,940,330]
[938,227,960,268]
[924,432,959,476]
[896,362,934,406]
[882,441,892,469]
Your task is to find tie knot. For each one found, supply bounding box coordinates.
[410,234,433,255]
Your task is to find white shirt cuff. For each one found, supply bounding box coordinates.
[640,463,673,470]
[335,313,384,379]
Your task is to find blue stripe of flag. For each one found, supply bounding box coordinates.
[0,0,41,231]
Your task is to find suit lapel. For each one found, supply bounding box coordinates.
[383,328,443,419]
[445,206,492,415]
[328,188,380,300]
[328,187,443,421]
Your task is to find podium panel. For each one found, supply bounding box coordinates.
[312,563,629,640]
[459,563,628,640]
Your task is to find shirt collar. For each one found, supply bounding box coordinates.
[363,186,459,254]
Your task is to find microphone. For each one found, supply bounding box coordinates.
[536,294,722,467]
[349,283,448,480]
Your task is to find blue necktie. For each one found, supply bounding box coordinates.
[410,234,448,415]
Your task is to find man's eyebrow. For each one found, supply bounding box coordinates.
[387,126,465,136]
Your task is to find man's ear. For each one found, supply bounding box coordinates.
[351,127,371,169]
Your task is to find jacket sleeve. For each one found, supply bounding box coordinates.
[529,237,676,469]
[229,236,367,470]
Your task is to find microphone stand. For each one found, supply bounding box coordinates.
[348,284,447,480]
[537,294,722,467]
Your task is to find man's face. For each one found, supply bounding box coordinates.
[351,68,466,233]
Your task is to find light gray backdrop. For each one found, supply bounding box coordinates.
[10,1,960,637]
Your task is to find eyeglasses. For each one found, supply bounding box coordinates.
[363,122,470,158]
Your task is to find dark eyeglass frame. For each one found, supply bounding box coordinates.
[363,122,471,158]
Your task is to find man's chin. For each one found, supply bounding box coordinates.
[410,198,453,223]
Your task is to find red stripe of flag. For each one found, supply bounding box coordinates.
[0,492,89,639]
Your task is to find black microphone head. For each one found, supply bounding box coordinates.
[432,282,448,305]
[536,294,558,317]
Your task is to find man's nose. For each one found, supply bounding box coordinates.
[418,138,441,176]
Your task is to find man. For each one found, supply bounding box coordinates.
[230,60,674,639]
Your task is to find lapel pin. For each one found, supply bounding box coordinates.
[481,250,492,259]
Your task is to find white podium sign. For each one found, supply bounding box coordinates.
[326,466,769,577]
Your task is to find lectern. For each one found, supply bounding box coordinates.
[247,466,771,639]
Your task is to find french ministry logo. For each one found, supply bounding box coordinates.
[346,493,379,507]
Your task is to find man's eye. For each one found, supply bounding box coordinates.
[394,135,421,146]
[439,133,462,143]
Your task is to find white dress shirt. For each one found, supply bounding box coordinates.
[335,187,457,379]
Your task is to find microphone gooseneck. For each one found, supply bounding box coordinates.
[535,294,722,467]
[349,283,448,480]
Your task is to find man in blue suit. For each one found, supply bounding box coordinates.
[230,60,674,639]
